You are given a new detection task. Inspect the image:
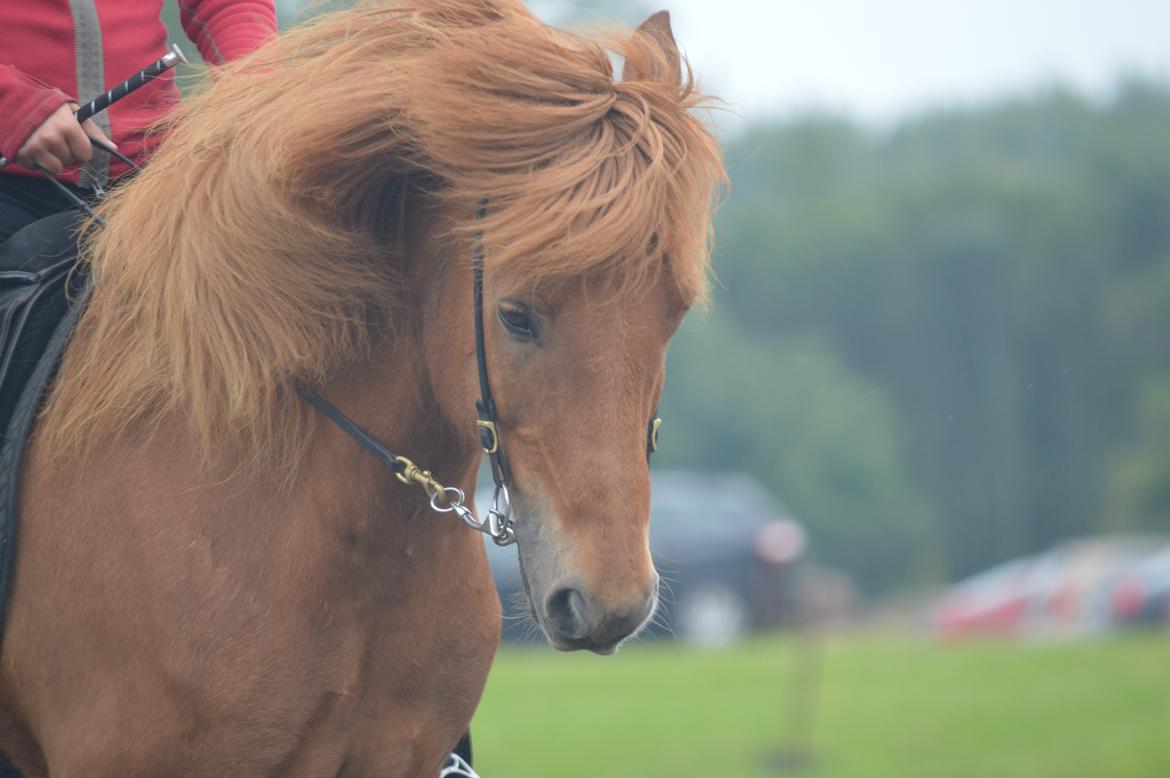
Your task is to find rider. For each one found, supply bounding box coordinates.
[0,0,278,242]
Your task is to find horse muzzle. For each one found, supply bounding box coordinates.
[540,579,658,654]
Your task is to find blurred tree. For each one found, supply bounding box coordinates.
[694,80,1170,589]
[657,314,936,593]
[1107,375,1170,532]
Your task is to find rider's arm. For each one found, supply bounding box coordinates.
[178,0,278,65]
[0,67,115,174]
[0,65,71,163]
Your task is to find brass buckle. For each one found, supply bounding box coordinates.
[393,455,446,500]
[649,417,662,453]
[477,419,499,454]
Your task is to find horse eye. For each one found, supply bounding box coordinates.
[497,303,536,339]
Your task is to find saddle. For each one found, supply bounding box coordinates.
[0,211,90,643]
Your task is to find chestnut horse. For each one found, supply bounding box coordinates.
[0,1,723,775]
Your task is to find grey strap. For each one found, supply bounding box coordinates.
[66,0,111,187]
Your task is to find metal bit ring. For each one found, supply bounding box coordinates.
[429,486,466,513]
[487,483,516,546]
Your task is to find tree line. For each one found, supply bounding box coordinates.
[655,81,1170,593]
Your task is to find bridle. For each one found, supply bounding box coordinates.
[297,203,518,546]
[299,204,663,548]
[470,202,514,544]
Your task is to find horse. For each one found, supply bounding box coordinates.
[0,1,724,774]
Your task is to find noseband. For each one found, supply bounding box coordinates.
[299,205,662,547]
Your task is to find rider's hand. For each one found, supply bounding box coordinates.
[14,102,116,175]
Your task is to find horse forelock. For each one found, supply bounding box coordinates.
[41,0,725,472]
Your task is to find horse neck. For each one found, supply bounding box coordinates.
[305,255,480,538]
[254,201,480,557]
[319,335,468,482]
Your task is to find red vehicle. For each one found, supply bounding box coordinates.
[928,557,1038,639]
[1106,547,1170,628]
[929,537,1170,639]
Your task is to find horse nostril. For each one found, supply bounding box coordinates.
[545,587,590,640]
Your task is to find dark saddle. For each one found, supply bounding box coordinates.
[0,211,89,778]
[0,210,90,639]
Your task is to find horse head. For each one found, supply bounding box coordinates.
[414,11,722,653]
[478,267,680,654]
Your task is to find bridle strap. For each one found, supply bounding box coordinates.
[296,202,517,546]
[473,201,511,489]
[298,385,406,476]
[298,380,506,538]
[299,204,500,477]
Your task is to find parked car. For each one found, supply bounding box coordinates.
[927,556,1038,639]
[484,470,806,647]
[1024,536,1170,636]
[928,535,1170,640]
[1105,547,1170,628]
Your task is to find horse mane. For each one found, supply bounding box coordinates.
[41,0,725,470]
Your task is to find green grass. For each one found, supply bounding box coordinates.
[472,633,1170,777]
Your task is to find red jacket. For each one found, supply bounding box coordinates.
[0,0,276,184]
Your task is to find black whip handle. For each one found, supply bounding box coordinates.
[75,46,185,124]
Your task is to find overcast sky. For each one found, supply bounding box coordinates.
[644,0,1170,129]
[282,1,1170,129]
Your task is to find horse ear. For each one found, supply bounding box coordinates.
[622,10,682,84]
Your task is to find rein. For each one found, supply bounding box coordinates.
[297,204,517,546]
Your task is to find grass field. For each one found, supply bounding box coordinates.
[471,633,1170,778]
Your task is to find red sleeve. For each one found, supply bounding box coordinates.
[178,0,278,65]
[0,65,72,160]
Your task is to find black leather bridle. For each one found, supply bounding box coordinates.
[471,203,513,542]
[299,204,662,547]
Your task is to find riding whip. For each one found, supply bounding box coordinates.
[74,44,188,124]
[0,45,189,169]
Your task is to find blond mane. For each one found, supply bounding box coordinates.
[41,0,725,469]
